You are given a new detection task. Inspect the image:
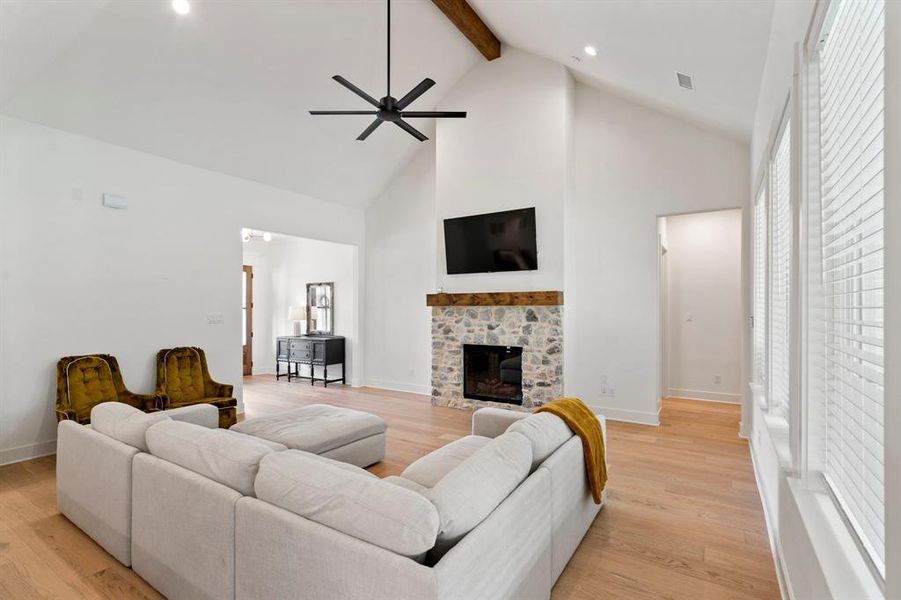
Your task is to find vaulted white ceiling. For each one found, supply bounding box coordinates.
[1,0,774,208]
[0,0,480,208]
[470,0,774,141]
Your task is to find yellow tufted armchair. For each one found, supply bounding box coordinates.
[56,354,158,424]
[155,347,237,428]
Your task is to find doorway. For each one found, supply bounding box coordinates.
[657,209,743,405]
[243,265,253,375]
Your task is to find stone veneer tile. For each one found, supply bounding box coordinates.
[431,305,563,410]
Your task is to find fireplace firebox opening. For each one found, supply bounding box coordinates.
[463,344,523,405]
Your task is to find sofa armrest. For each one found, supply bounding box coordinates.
[162,404,219,429]
[471,408,530,438]
[121,391,158,412]
[207,381,234,398]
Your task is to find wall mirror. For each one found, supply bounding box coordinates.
[306,282,334,335]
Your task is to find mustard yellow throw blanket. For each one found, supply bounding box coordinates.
[536,397,607,504]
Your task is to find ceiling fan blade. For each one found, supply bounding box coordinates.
[400,111,467,118]
[395,78,435,110]
[332,75,381,108]
[357,119,384,141]
[309,110,379,115]
[394,119,428,142]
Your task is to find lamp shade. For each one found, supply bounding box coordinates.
[288,305,305,321]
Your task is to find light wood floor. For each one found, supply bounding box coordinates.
[0,377,779,599]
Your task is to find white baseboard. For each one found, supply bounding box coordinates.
[363,379,431,396]
[0,439,56,466]
[668,387,742,404]
[252,367,276,375]
[585,404,660,426]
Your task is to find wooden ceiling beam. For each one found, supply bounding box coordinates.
[430,0,501,61]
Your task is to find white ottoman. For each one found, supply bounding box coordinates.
[230,404,386,467]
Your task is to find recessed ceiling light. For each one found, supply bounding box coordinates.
[172,0,191,15]
[583,45,598,57]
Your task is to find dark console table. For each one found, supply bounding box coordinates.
[276,335,345,387]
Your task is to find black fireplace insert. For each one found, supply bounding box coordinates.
[463,344,523,405]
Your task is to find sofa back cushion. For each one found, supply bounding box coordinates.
[64,356,120,420]
[426,431,532,559]
[146,420,285,495]
[255,451,439,558]
[91,402,170,452]
[506,412,574,471]
[160,347,206,403]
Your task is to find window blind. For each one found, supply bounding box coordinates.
[817,0,885,573]
[754,187,767,384]
[769,121,791,422]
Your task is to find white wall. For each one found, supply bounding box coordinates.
[363,145,436,395]
[361,50,750,424]
[0,115,364,464]
[664,209,743,403]
[243,235,358,381]
[435,47,571,293]
[566,84,749,425]
[362,48,573,395]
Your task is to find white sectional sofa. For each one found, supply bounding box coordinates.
[56,402,220,565]
[235,408,606,600]
[57,404,606,600]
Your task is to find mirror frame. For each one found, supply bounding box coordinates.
[305,282,334,335]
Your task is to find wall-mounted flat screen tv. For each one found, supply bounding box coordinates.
[444,207,538,275]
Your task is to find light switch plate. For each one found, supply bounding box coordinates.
[207,313,225,325]
[102,193,128,209]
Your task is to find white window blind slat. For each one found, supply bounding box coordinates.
[768,118,791,422]
[815,0,885,575]
[754,187,767,384]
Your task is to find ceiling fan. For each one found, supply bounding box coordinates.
[309,0,466,142]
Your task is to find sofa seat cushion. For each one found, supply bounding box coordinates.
[255,451,439,558]
[169,397,236,409]
[230,404,387,455]
[507,412,574,471]
[146,420,286,495]
[426,431,532,559]
[162,404,220,428]
[91,402,170,452]
[401,435,492,488]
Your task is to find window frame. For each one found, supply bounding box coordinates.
[752,169,770,410]
[800,0,887,583]
[767,95,795,429]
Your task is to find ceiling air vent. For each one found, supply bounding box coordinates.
[676,72,695,90]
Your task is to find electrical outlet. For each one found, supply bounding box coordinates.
[714,374,722,384]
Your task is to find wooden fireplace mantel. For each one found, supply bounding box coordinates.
[426,291,563,307]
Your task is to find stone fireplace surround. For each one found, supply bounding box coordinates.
[428,291,563,410]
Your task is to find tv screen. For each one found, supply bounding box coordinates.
[444,208,538,275]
